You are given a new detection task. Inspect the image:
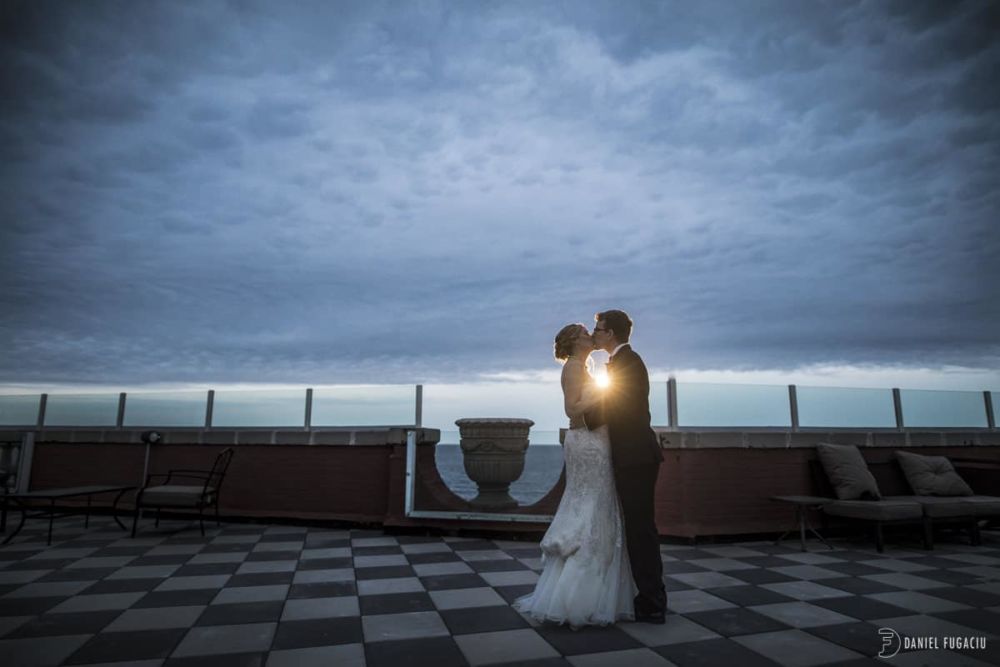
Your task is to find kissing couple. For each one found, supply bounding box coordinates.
[514,309,668,628]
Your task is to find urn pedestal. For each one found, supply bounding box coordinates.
[455,418,534,510]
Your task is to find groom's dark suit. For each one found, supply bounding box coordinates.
[584,344,667,616]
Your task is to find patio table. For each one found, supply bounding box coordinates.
[771,494,836,552]
[1,485,135,546]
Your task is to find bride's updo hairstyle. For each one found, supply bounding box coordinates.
[554,323,585,362]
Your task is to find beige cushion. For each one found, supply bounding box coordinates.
[822,499,922,521]
[816,443,882,500]
[141,485,216,507]
[894,450,974,496]
[884,495,971,519]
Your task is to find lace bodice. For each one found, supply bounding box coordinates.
[564,358,598,430]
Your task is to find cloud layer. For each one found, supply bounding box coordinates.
[1,0,998,387]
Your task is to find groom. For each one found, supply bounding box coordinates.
[585,309,667,623]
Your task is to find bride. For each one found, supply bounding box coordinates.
[513,323,636,628]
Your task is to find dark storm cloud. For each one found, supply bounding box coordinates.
[1,0,998,387]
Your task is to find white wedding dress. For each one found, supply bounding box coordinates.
[513,382,636,628]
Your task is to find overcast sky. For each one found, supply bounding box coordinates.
[2,0,999,397]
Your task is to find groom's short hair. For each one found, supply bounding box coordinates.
[596,309,632,343]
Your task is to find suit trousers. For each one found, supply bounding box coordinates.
[614,461,666,614]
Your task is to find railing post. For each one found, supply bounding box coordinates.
[892,388,904,430]
[117,392,127,428]
[788,385,799,432]
[37,393,47,429]
[415,384,423,428]
[205,390,215,428]
[985,391,995,431]
[667,377,678,429]
[305,388,313,429]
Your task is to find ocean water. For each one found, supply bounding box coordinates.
[433,443,565,505]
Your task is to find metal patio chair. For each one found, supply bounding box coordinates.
[131,447,234,537]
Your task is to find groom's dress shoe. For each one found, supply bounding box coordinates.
[634,611,666,624]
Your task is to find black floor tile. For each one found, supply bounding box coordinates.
[227,572,295,587]
[683,607,791,637]
[705,585,797,607]
[65,627,188,664]
[365,636,468,667]
[535,623,642,655]
[803,622,884,657]
[420,573,489,591]
[822,562,893,577]
[725,569,798,585]
[174,562,241,577]
[92,546,149,557]
[922,585,1000,607]
[355,565,416,580]
[502,548,543,560]
[0,596,68,616]
[7,610,120,638]
[662,561,711,574]
[202,544,255,554]
[165,652,266,667]
[810,595,912,621]
[271,617,363,650]
[933,608,1000,635]
[820,577,904,595]
[393,535,442,545]
[295,557,352,570]
[38,567,118,582]
[82,577,164,594]
[654,637,782,667]
[494,584,535,604]
[130,555,191,566]
[740,556,808,568]
[913,569,989,585]
[134,589,219,608]
[354,546,404,556]
[303,537,351,549]
[359,592,436,615]
[245,551,300,562]
[668,549,725,560]
[664,577,696,592]
[904,556,981,569]
[257,533,306,543]
[469,559,529,573]
[4,558,77,570]
[819,659,887,667]
[439,605,530,635]
[448,540,497,552]
[407,552,462,565]
[195,600,284,625]
[490,659,572,667]
[288,581,357,599]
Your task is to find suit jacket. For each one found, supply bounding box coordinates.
[584,344,663,469]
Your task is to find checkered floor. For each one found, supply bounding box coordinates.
[1,517,999,667]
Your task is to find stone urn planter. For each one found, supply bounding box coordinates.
[455,418,534,509]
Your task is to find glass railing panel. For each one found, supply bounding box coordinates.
[0,394,41,426]
[676,382,790,427]
[123,391,208,427]
[44,394,120,426]
[311,385,416,426]
[422,382,562,435]
[796,386,897,428]
[649,381,668,426]
[212,389,307,427]
[900,389,988,428]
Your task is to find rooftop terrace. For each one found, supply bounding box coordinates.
[1,516,998,667]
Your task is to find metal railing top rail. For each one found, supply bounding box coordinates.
[0,382,995,431]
